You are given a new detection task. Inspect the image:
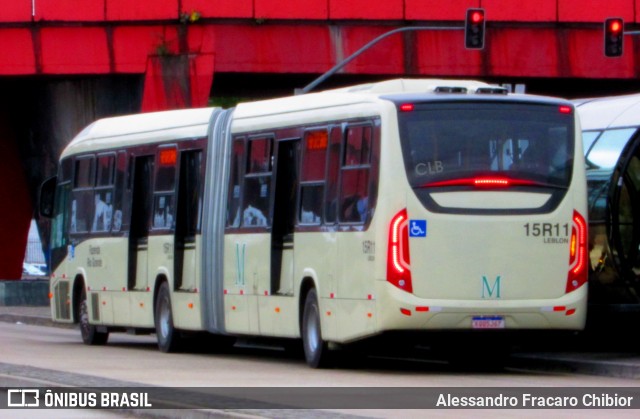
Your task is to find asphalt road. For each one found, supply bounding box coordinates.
[1,321,640,418]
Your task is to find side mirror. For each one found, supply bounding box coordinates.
[39,176,57,218]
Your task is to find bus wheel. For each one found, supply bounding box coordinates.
[302,288,331,368]
[155,282,181,352]
[79,288,108,345]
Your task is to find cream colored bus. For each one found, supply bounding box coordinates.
[40,79,588,367]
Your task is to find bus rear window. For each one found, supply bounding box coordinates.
[397,102,574,189]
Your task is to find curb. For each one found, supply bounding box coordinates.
[0,313,74,329]
[511,352,640,380]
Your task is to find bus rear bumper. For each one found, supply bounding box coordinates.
[376,282,588,332]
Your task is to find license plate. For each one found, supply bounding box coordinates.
[472,316,505,329]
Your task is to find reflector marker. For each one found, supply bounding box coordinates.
[566,308,576,316]
[541,306,568,312]
[400,308,412,316]
[415,306,430,312]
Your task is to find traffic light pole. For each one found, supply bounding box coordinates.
[296,26,463,95]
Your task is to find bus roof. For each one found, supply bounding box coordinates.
[61,107,215,158]
[61,78,567,158]
[574,93,640,130]
[234,78,572,119]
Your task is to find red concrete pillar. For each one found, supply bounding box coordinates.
[0,114,32,279]
[141,53,215,112]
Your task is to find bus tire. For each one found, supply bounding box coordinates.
[302,288,331,368]
[79,288,109,345]
[155,282,181,353]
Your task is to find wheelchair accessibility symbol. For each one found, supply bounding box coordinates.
[409,220,427,237]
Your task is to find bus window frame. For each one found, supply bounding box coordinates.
[241,135,274,229]
[91,152,117,234]
[338,122,374,225]
[70,155,96,235]
[152,144,179,232]
[299,127,330,226]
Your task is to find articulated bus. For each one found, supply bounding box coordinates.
[575,94,640,313]
[40,79,588,367]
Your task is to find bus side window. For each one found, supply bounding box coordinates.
[92,154,115,233]
[242,137,273,227]
[325,126,342,224]
[153,146,177,230]
[339,125,372,223]
[71,156,95,234]
[111,151,126,232]
[227,138,245,227]
[299,130,328,225]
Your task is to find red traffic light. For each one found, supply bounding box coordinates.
[608,19,622,34]
[604,18,624,57]
[465,8,486,50]
[470,11,484,24]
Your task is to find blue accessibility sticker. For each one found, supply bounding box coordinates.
[409,220,427,237]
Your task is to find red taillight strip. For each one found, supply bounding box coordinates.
[391,212,408,273]
[387,209,413,293]
[566,210,588,293]
[424,177,538,188]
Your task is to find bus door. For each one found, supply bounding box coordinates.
[128,156,154,291]
[271,139,300,296]
[174,150,203,291]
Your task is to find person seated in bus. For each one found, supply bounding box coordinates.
[341,194,368,222]
[243,204,267,226]
[94,192,113,232]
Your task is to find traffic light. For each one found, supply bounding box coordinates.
[604,18,624,57]
[465,8,485,49]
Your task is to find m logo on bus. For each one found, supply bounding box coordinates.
[481,275,501,299]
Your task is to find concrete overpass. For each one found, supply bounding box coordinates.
[1,0,640,278]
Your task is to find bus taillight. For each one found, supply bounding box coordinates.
[387,209,413,293]
[567,210,588,293]
[424,176,538,188]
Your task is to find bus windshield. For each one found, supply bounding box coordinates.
[397,102,574,189]
[585,128,636,169]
